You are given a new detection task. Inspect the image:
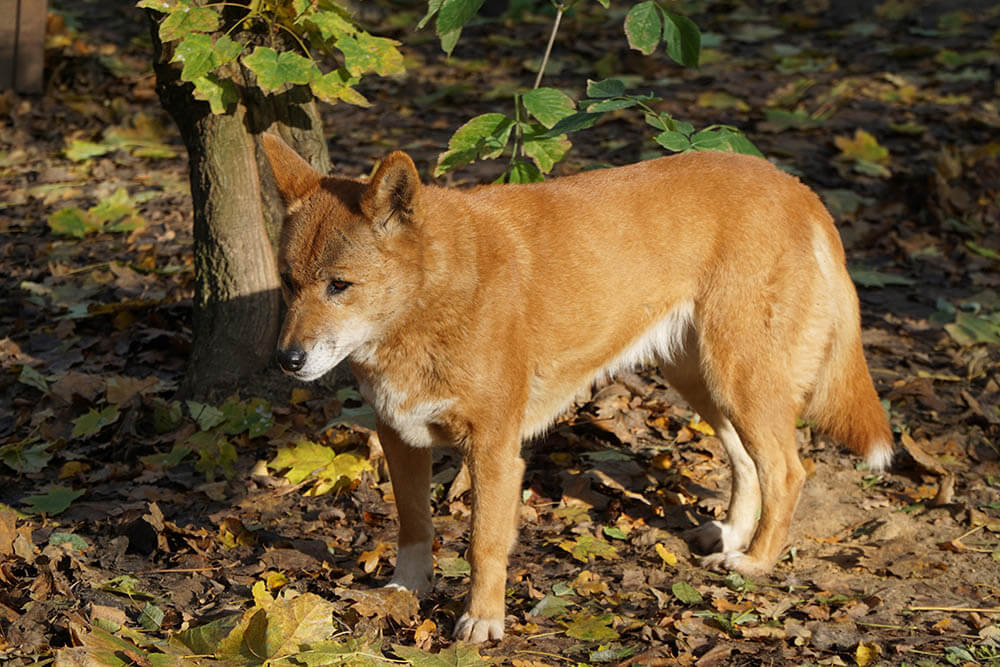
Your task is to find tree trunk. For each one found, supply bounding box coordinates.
[149,9,331,397]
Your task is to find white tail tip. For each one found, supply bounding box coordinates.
[866,440,894,472]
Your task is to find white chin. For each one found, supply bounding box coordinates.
[292,368,330,382]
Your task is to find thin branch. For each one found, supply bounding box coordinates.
[533,4,565,90]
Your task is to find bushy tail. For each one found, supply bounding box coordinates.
[806,323,894,471]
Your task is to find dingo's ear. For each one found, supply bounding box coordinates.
[259,133,322,206]
[361,151,420,227]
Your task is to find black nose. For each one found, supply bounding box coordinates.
[277,347,306,373]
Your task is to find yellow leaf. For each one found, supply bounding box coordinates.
[414,618,436,644]
[650,452,672,470]
[696,91,750,111]
[265,571,289,591]
[290,387,311,404]
[58,461,90,479]
[655,543,678,566]
[834,129,890,164]
[252,580,274,608]
[688,417,715,436]
[358,541,389,574]
[855,640,880,666]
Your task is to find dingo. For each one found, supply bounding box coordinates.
[261,133,893,643]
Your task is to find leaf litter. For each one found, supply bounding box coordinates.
[1,0,1000,665]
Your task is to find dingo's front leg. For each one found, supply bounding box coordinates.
[454,437,526,643]
[379,422,435,595]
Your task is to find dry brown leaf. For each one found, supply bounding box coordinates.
[900,432,948,476]
[335,586,418,624]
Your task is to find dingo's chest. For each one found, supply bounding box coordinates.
[358,376,455,448]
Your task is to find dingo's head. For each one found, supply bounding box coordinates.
[261,134,422,381]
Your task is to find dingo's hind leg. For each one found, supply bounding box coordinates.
[659,343,760,558]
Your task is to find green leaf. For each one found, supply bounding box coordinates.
[23,486,85,515]
[91,187,134,224]
[624,1,662,56]
[584,98,637,112]
[537,111,601,139]
[191,73,238,114]
[945,311,1000,346]
[563,612,619,641]
[186,401,226,431]
[72,405,121,439]
[435,147,478,176]
[18,365,48,392]
[49,532,90,551]
[99,574,155,599]
[173,33,215,80]
[644,111,672,131]
[1,441,53,474]
[439,28,462,56]
[282,638,388,666]
[435,113,514,176]
[436,554,471,578]
[763,108,826,131]
[418,0,445,29]
[848,267,917,287]
[671,580,704,604]
[436,0,485,37]
[558,534,618,563]
[173,33,241,81]
[587,78,626,98]
[329,404,377,431]
[184,431,236,481]
[529,594,572,618]
[725,132,764,157]
[311,69,370,107]
[139,602,165,631]
[522,127,571,173]
[48,207,101,238]
[392,642,491,666]
[243,46,314,92]
[303,7,355,41]
[522,87,576,130]
[603,525,628,540]
[659,9,701,67]
[158,6,219,43]
[966,240,1000,262]
[337,31,404,77]
[169,615,241,656]
[223,397,273,438]
[447,112,514,153]
[655,130,692,152]
[506,159,544,184]
[65,139,114,161]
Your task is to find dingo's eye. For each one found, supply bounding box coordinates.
[327,279,351,296]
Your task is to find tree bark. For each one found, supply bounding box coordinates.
[148,8,331,397]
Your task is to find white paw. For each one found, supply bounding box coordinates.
[685,520,752,555]
[385,542,434,595]
[453,613,504,643]
[700,550,768,577]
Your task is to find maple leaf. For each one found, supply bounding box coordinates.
[558,534,618,563]
[563,612,619,641]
